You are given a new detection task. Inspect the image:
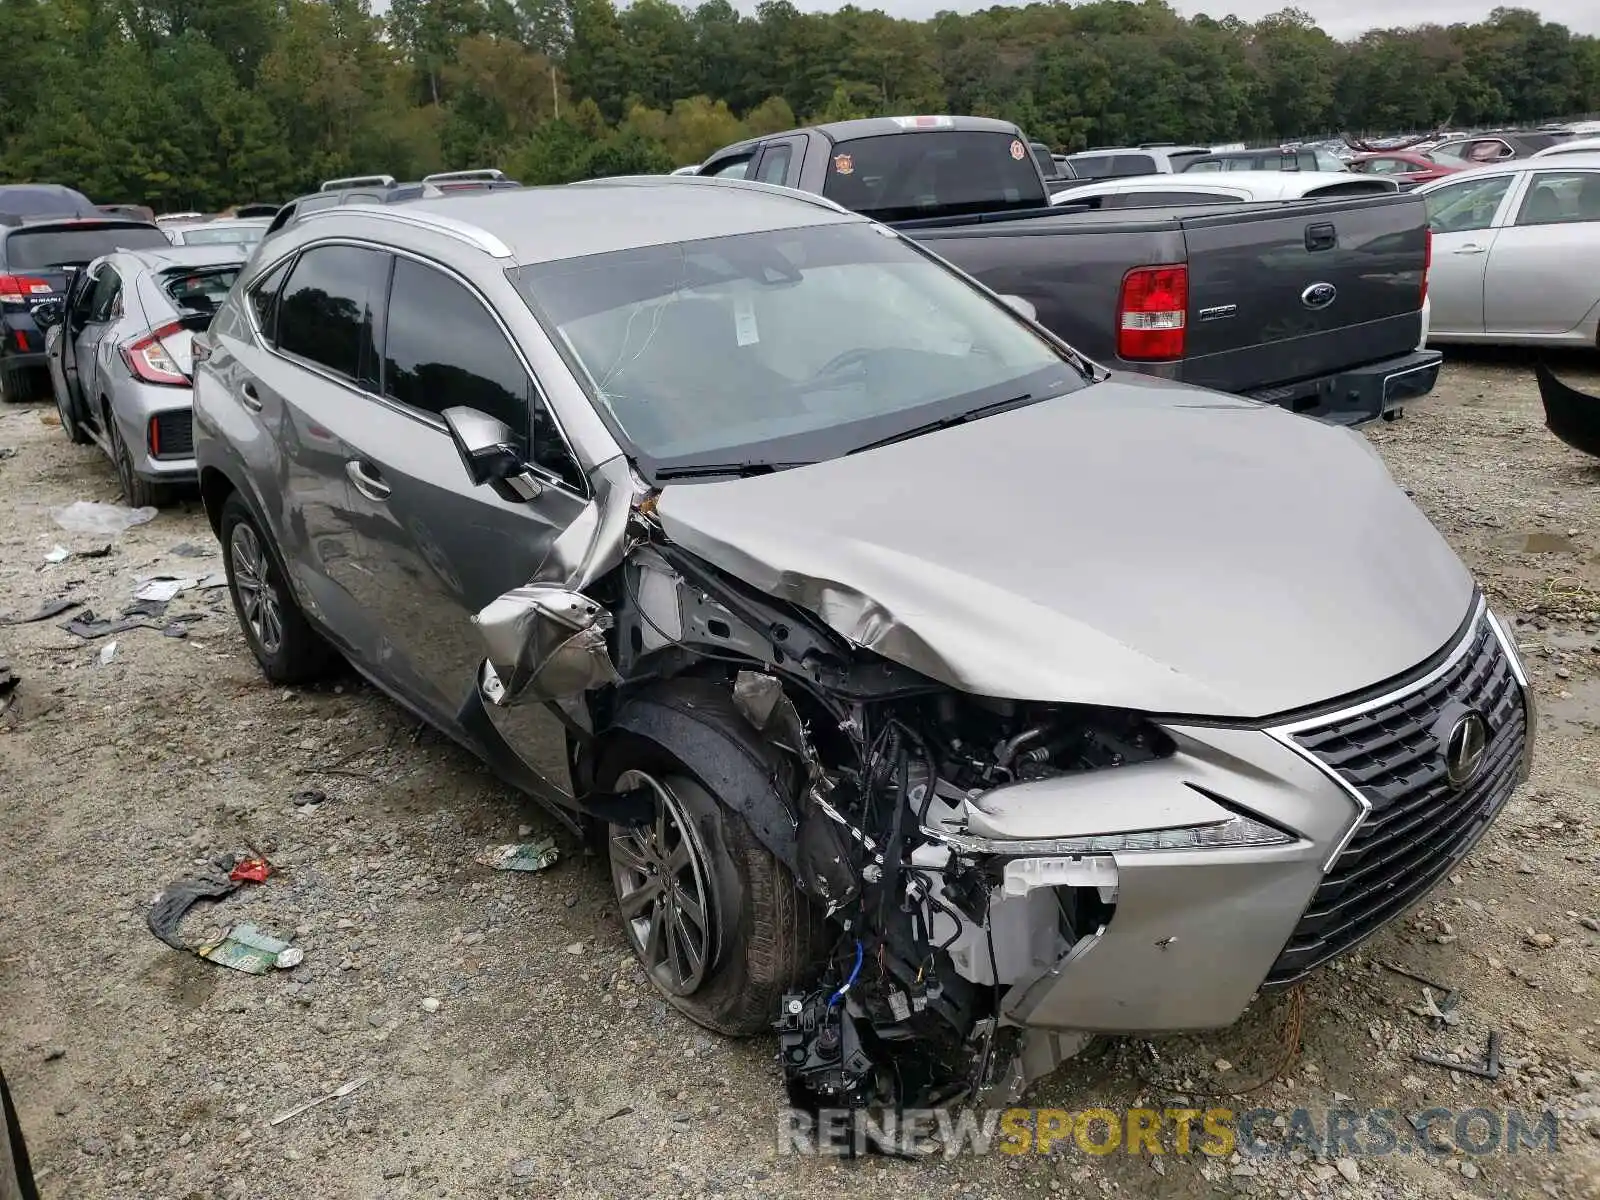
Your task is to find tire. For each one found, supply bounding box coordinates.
[219,492,337,684]
[1,363,44,403]
[608,771,826,1036]
[106,407,169,508]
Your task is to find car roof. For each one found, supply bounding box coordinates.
[1426,151,1600,180]
[338,178,862,265]
[1532,138,1600,158]
[168,218,270,232]
[119,244,254,271]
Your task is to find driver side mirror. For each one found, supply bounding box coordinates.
[32,299,63,329]
[442,406,542,502]
[999,294,1038,322]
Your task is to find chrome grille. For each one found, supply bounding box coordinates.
[1266,612,1526,984]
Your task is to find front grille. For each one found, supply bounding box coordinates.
[1266,613,1526,984]
[150,409,194,459]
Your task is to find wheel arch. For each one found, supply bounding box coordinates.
[592,676,802,876]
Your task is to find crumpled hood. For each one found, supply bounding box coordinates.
[654,374,1475,719]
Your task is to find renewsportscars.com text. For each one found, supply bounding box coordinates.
[778,1105,1561,1158]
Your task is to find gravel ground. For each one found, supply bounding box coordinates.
[2,353,1599,1200]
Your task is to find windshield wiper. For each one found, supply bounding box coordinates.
[847,393,1037,456]
[653,461,813,480]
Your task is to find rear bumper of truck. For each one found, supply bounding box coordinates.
[1242,349,1443,427]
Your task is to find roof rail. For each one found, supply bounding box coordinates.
[295,205,514,259]
[422,168,507,184]
[567,173,857,219]
[320,174,397,192]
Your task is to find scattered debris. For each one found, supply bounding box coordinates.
[269,1077,370,1127]
[62,609,204,641]
[420,997,441,1013]
[0,661,17,705]
[229,857,273,884]
[0,447,16,460]
[51,501,157,536]
[169,542,213,558]
[291,788,328,809]
[1,597,81,625]
[1414,1030,1502,1080]
[98,641,117,666]
[475,838,559,873]
[133,572,225,602]
[146,855,246,950]
[44,545,70,564]
[198,924,301,974]
[1410,987,1461,1027]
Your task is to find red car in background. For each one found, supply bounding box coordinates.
[1349,150,1471,185]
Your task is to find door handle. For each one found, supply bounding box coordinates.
[240,381,263,411]
[1304,223,1337,252]
[346,459,392,501]
[1452,245,1487,255]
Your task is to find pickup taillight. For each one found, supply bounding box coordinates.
[1421,226,1432,305]
[1117,264,1187,361]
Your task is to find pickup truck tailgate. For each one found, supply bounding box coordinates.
[1178,194,1427,395]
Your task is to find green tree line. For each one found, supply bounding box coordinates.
[1,0,1597,210]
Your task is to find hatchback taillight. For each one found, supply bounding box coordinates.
[120,321,189,386]
[1117,265,1188,361]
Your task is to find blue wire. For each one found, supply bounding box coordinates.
[828,940,864,1007]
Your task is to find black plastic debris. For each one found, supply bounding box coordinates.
[169,543,213,559]
[61,609,205,641]
[147,854,243,950]
[0,661,17,700]
[1,598,81,626]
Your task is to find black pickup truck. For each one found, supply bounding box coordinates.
[694,116,1441,425]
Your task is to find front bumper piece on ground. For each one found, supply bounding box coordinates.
[941,596,1529,1055]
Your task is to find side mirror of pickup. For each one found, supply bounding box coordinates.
[999,294,1037,322]
[442,406,543,502]
[31,299,64,329]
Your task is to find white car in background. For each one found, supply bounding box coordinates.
[1532,136,1600,159]
[1417,152,1600,347]
[1049,171,1399,207]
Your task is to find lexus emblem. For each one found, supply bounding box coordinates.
[1443,711,1488,789]
[1301,282,1338,310]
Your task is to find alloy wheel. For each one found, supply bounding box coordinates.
[230,521,285,656]
[609,773,716,996]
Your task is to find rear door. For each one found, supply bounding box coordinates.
[1179,193,1429,392]
[1419,172,1518,336]
[71,262,125,407]
[1482,168,1600,337]
[228,243,393,664]
[333,254,590,730]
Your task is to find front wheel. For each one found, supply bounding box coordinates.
[608,771,825,1036]
[219,492,337,684]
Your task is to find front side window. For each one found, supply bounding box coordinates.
[704,158,750,179]
[1515,171,1600,226]
[1424,174,1513,233]
[276,244,389,387]
[383,258,584,491]
[754,146,791,186]
[513,221,1086,477]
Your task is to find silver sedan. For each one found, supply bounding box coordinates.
[1418,151,1600,347]
[38,244,247,506]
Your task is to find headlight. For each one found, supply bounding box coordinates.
[939,812,1294,859]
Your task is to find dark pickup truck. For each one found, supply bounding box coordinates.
[694,115,1441,425]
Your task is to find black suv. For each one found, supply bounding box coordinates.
[1,185,171,402]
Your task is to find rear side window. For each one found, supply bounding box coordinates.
[822,131,1048,221]
[249,259,290,340]
[1068,155,1115,178]
[276,244,389,388]
[1110,154,1156,176]
[383,257,585,492]
[3,225,171,270]
[163,267,242,316]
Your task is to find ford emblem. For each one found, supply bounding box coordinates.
[1301,282,1337,310]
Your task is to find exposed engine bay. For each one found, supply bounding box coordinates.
[473,507,1181,1145]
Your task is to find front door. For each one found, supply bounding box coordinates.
[63,260,116,409]
[337,255,591,739]
[1421,173,1515,336]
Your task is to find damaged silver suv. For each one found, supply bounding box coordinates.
[192,177,1533,1113]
